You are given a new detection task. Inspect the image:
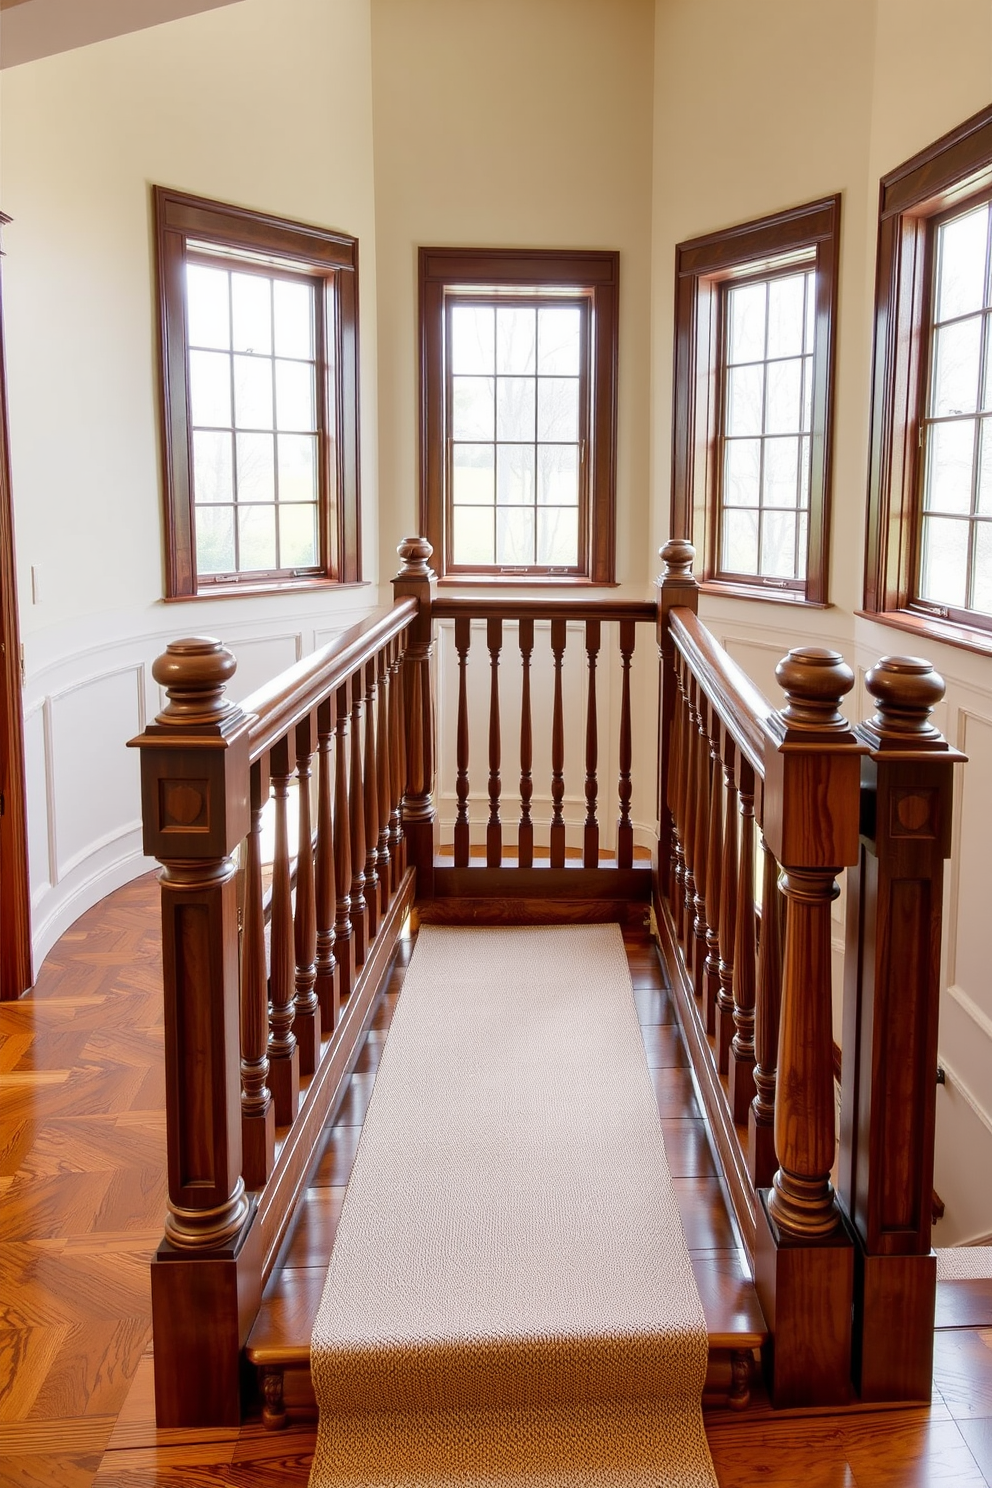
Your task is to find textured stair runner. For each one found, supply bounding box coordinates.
[309,924,718,1487]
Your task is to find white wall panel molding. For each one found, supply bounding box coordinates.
[936,1054,992,1142]
[946,982,992,1049]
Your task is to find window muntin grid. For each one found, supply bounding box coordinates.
[717,268,815,587]
[917,199,992,622]
[185,257,325,582]
[445,294,589,573]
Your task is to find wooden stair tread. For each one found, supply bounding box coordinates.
[936,1275,992,1330]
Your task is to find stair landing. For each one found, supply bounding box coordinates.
[246,924,767,1424]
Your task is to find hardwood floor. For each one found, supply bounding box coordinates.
[3,874,992,1485]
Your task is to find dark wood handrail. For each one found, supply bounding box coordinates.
[242,599,419,762]
[669,610,772,778]
[432,596,656,624]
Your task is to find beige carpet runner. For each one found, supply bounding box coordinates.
[309,924,718,1487]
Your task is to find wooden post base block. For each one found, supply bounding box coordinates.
[855,1250,935,1402]
[747,1109,776,1193]
[151,1211,262,1427]
[268,1048,301,1127]
[242,1104,276,1192]
[294,1005,321,1080]
[728,1050,756,1126]
[716,1002,734,1077]
[755,1189,854,1409]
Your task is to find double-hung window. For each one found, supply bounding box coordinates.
[673,197,840,605]
[155,188,361,599]
[865,103,992,651]
[419,248,619,584]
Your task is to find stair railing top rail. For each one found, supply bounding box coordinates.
[666,608,773,781]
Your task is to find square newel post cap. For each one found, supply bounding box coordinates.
[392,537,437,643]
[128,637,251,860]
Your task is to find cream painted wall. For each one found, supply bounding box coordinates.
[1,0,382,961]
[651,0,992,1242]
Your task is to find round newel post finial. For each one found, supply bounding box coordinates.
[152,637,237,727]
[659,537,695,577]
[775,647,855,737]
[395,536,435,579]
[864,655,945,744]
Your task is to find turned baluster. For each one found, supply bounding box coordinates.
[690,691,711,998]
[670,660,688,942]
[387,635,406,888]
[362,659,380,941]
[703,718,724,1035]
[487,616,503,867]
[241,757,274,1189]
[617,619,635,870]
[656,537,699,909]
[314,698,338,1033]
[681,676,700,967]
[268,736,300,1124]
[716,742,738,1075]
[292,716,320,1078]
[749,833,783,1189]
[392,537,438,899]
[333,681,355,1001]
[375,647,392,915]
[518,617,534,868]
[729,758,757,1124]
[453,615,471,867]
[349,671,367,966]
[550,617,567,868]
[583,618,601,868]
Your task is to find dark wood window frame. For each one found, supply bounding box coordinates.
[154,187,361,600]
[419,247,618,585]
[672,196,840,606]
[864,102,992,657]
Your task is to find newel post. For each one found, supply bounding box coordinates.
[656,539,698,903]
[755,647,866,1409]
[129,637,260,1427]
[393,537,438,899]
[838,657,966,1402]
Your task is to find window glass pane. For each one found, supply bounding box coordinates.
[451,306,495,374]
[723,438,760,507]
[763,436,800,507]
[760,509,798,578]
[727,282,765,365]
[797,511,808,579]
[537,508,578,565]
[193,430,233,504]
[925,419,975,513]
[802,355,813,432]
[804,274,815,350]
[279,504,318,568]
[452,376,494,439]
[538,377,579,442]
[453,506,495,566]
[276,359,315,432]
[496,307,536,375]
[799,435,811,509]
[187,265,230,350]
[236,432,275,503]
[273,280,314,359]
[189,349,232,427]
[232,273,272,355]
[452,443,494,505]
[726,363,763,436]
[238,503,277,571]
[277,434,317,503]
[767,274,806,359]
[196,504,235,574]
[765,358,803,434]
[722,508,759,572]
[538,444,578,505]
[497,444,535,506]
[936,205,989,322]
[919,515,969,607]
[234,354,273,429]
[496,506,535,565]
[497,376,535,441]
[978,419,992,515]
[972,523,992,613]
[538,307,582,375]
[931,317,982,417]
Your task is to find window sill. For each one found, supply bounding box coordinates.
[436,574,619,589]
[857,607,992,660]
[163,578,371,603]
[699,579,830,608]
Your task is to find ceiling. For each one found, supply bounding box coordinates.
[0,0,245,69]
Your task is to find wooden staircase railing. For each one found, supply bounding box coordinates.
[131,532,964,1426]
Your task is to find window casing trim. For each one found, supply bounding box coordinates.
[864,103,992,650]
[419,247,618,585]
[154,187,361,599]
[672,195,840,606]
